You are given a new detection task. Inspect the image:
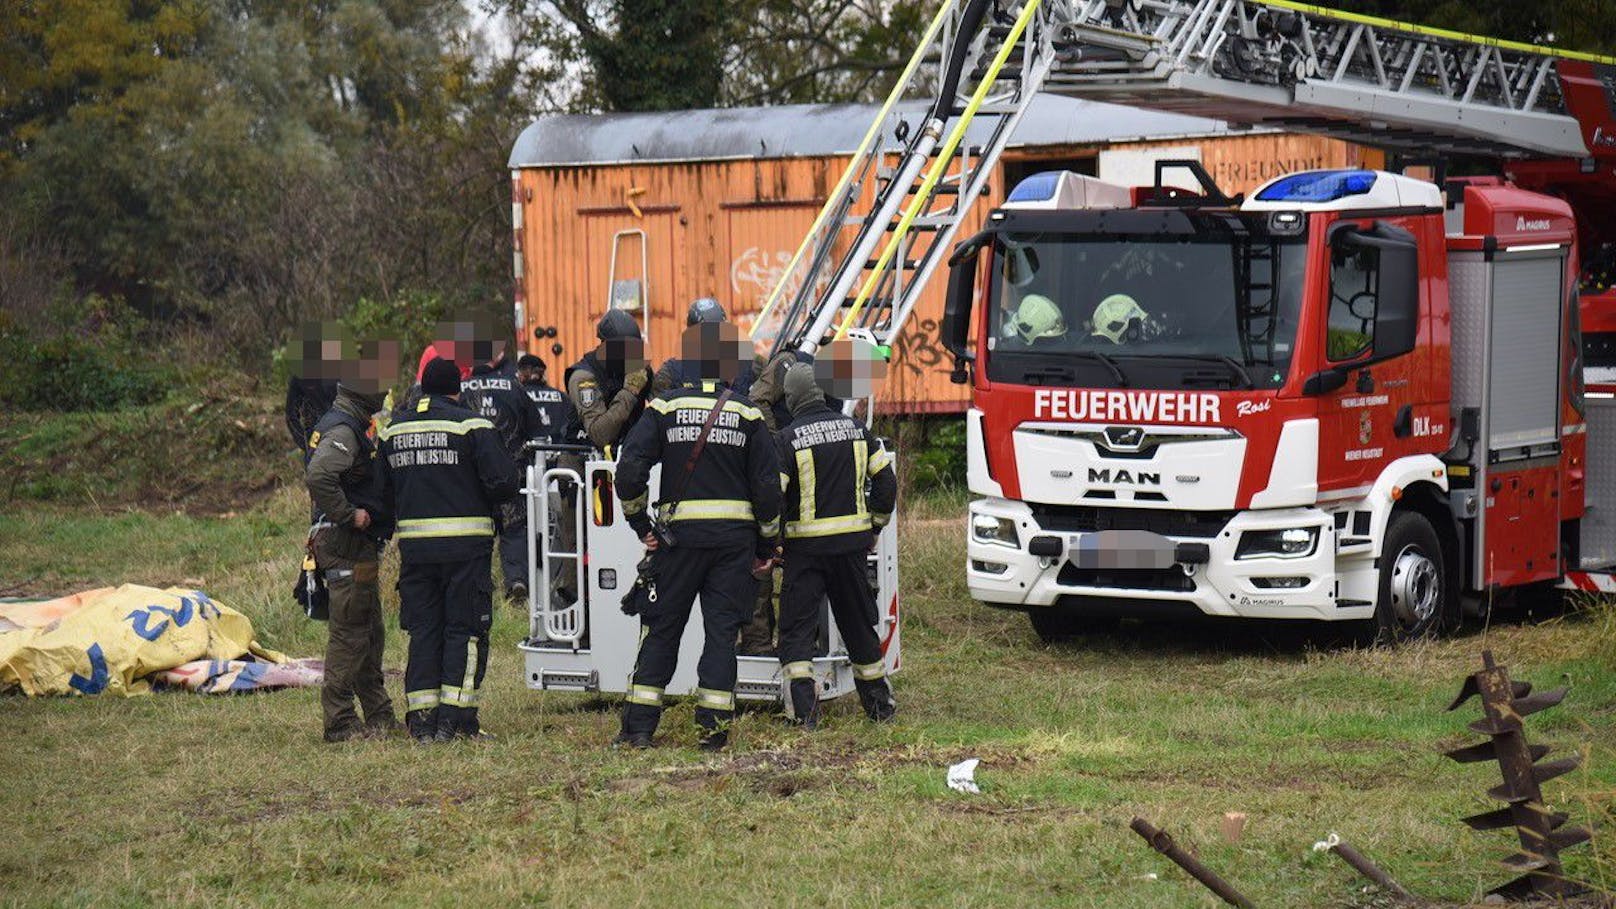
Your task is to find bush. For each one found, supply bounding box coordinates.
[876,415,968,496]
[0,295,181,412]
[268,290,453,387]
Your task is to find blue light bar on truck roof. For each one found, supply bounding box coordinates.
[1007,171,1061,203]
[1254,170,1378,203]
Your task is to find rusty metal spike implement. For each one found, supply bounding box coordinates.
[1444,651,1589,900]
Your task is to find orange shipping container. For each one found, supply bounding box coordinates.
[509,96,1376,413]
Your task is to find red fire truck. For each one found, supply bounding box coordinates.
[945,164,1614,640]
[748,0,1616,645]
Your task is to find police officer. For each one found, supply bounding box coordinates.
[518,354,573,444]
[775,363,897,728]
[304,377,396,742]
[379,358,520,742]
[614,322,781,751]
[462,342,544,600]
[565,310,654,453]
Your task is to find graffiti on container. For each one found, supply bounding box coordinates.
[730,247,831,316]
[891,317,946,378]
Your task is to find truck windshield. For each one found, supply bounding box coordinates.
[986,233,1307,390]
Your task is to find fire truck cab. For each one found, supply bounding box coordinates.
[944,166,1616,641]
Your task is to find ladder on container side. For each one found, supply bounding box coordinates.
[753,0,1615,366]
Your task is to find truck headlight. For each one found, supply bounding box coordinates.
[971,514,1020,549]
[1235,527,1319,560]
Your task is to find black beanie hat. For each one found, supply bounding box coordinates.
[421,357,462,396]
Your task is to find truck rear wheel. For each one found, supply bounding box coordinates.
[1373,511,1455,643]
[1028,608,1118,642]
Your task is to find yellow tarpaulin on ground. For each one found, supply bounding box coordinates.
[0,585,285,696]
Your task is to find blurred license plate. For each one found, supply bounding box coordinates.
[1067,530,1176,570]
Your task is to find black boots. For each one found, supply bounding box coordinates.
[857,678,897,723]
[435,706,493,741]
[789,679,821,730]
[612,730,653,749]
[406,708,437,743]
[409,706,494,743]
[696,726,729,752]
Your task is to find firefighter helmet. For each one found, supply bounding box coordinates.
[1090,294,1147,344]
[1010,294,1067,344]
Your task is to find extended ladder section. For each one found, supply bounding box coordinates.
[757,0,1612,365]
[756,0,1062,360]
[1046,0,1601,158]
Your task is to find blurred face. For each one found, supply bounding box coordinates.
[680,322,747,383]
[600,337,646,372]
[432,315,509,370]
[814,337,888,400]
[291,320,347,380]
[340,337,401,396]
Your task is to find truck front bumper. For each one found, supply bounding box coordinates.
[966,497,1365,621]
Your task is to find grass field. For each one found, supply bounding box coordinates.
[2,477,1614,908]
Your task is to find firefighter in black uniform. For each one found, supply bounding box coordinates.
[461,342,543,600]
[652,298,779,655]
[303,379,395,741]
[775,363,897,728]
[379,358,520,742]
[614,323,781,751]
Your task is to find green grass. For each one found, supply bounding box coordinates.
[1,486,1614,908]
[0,379,289,509]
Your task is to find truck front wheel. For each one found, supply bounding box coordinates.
[1374,511,1455,643]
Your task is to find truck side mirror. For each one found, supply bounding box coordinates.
[1330,222,1420,364]
[943,234,986,384]
[1371,228,1418,360]
[1302,368,1348,396]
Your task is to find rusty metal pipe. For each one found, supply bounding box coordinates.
[1129,816,1255,908]
[1327,840,1415,901]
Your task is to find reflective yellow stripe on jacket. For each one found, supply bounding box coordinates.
[649,396,764,422]
[378,416,494,441]
[786,513,874,538]
[667,499,754,522]
[396,516,495,539]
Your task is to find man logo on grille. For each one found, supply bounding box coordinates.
[1103,426,1146,451]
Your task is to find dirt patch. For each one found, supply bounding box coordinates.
[605,742,1043,799]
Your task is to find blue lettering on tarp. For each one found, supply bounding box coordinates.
[187,592,221,621]
[126,598,196,641]
[69,644,109,694]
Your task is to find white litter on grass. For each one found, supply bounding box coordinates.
[1311,832,1341,853]
[946,758,981,794]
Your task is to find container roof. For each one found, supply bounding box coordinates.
[509,94,1250,168]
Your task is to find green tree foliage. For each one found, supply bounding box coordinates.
[0,0,549,366]
[528,0,932,111]
[723,0,932,106]
[548,0,729,111]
